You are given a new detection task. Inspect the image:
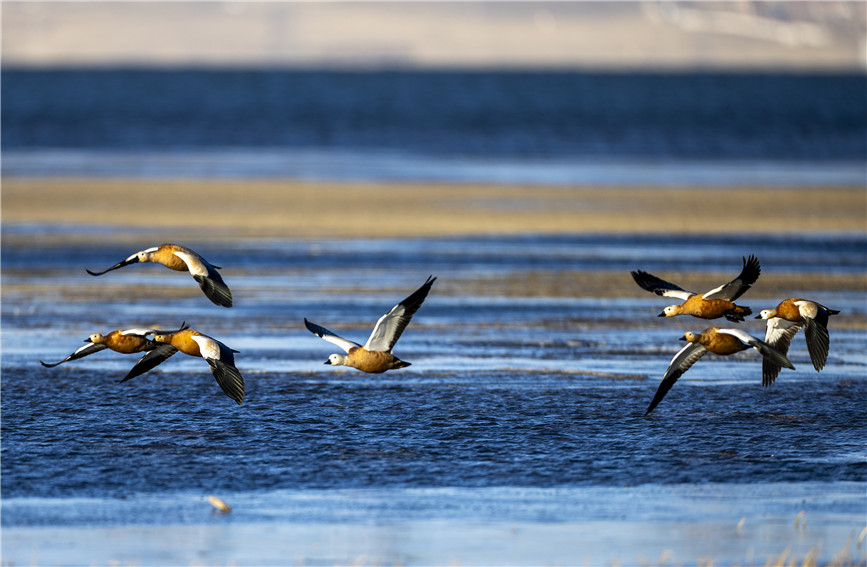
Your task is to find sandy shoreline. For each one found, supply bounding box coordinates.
[2,178,865,241]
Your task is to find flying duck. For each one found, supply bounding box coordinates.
[757,298,839,386]
[87,243,232,307]
[632,255,760,322]
[645,326,794,414]
[305,276,436,373]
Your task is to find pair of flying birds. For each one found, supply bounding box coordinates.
[41,244,436,405]
[632,255,838,414]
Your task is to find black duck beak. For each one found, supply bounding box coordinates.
[657,311,666,317]
[323,359,332,365]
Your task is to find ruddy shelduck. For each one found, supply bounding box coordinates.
[645,327,794,414]
[87,243,232,307]
[757,298,840,386]
[123,328,245,405]
[305,276,436,373]
[41,324,187,379]
[632,255,760,322]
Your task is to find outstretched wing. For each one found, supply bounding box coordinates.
[206,359,245,405]
[40,342,108,368]
[630,270,694,300]
[802,317,831,372]
[85,248,151,276]
[702,255,760,301]
[192,272,233,308]
[761,317,802,386]
[174,250,233,308]
[364,276,436,352]
[645,342,708,415]
[120,344,179,382]
[188,335,245,404]
[304,319,360,353]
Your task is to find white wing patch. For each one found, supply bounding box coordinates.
[73,343,104,356]
[173,251,209,277]
[121,328,157,336]
[667,341,707,373]
[794,300,819,319]
[764,317,801,343]
[663,290,694,301]
[701,283,727,300]
[191,335,221,360]
[321,334,361,353]
[364,308,402,352]
[716,328,754,345]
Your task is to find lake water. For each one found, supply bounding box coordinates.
[2,68,866,564]
[2,229,865,565]
[2,69,866,186]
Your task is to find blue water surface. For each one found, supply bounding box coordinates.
[2,69,865,185]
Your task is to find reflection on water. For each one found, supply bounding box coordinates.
[2,228,865,564]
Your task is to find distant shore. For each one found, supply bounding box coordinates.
[3,178,865,241]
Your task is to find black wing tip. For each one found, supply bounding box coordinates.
[762,367,781,386]
[399,276,438,310]
[303,318,323,336]
[762,359,781,387]
[803,318,830,371]
[644,399,661,415]
[420,275,437,292]
[194,275,234,307]
[630,270,650,286]
[741,254,761,282]
[209,359,245,405]
[630,270,667,296]
[644,377,673,415]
